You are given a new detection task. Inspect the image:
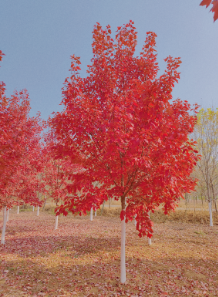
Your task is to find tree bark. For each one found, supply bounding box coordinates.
[17,205,19,214]
[120,196,126,283]
[37,206,39,216]
[33,206,34,212]
[90,207,93,221]
[6,209,9,222]
[209,201,213,227]
[1,206,7,244]
[148,211,151,245]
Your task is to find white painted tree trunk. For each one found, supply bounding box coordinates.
[37,206,39,216]
[6,209,9,222]
[90,207,93,221]
[134,214,137,226]
[148,237,151,245]
[33,206,34,212]
[209,201,213,227]
[121,217,126,283]
[95,210,97,216]
[17,206,19,214]
[1,206,7,245]
[55,215,59,230]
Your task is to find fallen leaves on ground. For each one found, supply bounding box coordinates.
[0,209,218,296]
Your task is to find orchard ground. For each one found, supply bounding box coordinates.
[1,207,218,296]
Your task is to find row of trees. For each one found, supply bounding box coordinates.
[0,50,84,242]
[0,20,216,283]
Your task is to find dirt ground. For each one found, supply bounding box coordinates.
[1,208,218,296]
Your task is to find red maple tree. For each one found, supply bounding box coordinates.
[0,51,45,243]
[49,21,200,282]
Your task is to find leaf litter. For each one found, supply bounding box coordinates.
[0,209,218,296]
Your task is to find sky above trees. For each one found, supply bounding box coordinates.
[0,0,217,121]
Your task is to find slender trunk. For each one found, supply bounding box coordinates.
[134,214,137,226]
[207,178,213,227]
[120,196,126,283]
[55,215,59,230]
[1,206,7,244]
[33,206,34,212]
[6,209,9,222]
[209,201,213,227]
[37,206,39,216]
[95,210,97,216]
[148,211,151,245]
[17,206,19,214]
[109,198,111,209]
[90,207,93,221]
[121,215,126,283]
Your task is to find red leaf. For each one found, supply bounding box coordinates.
[200,0,212,8]
[211,0,218,21]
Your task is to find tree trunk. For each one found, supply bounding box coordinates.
[37,206,39,216]
[95,210,97,216]
[120,196,126,283]
[1,206,7,245]
[148,211,151,245]
[90,207,93,221]
[207,179,213,227]
[109,197,111,208]
[209,201,213,227]
[134,214,137,226]
[17,206,19,214]
[33,206,34,212]
[55,215,59,230]
[6,209,9,222]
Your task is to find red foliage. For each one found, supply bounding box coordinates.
[200,0,218,21]
[0,52,45,209]
[42,131,83,213]
[49,22,200,238]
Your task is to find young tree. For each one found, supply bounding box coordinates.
[49,22,200,283]
[42,132,83,229]
[193,107,218,226]
[0,51,45,244]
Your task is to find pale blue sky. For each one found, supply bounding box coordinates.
[0,0,218,121]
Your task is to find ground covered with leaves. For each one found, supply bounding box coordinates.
[1,209,218,296]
